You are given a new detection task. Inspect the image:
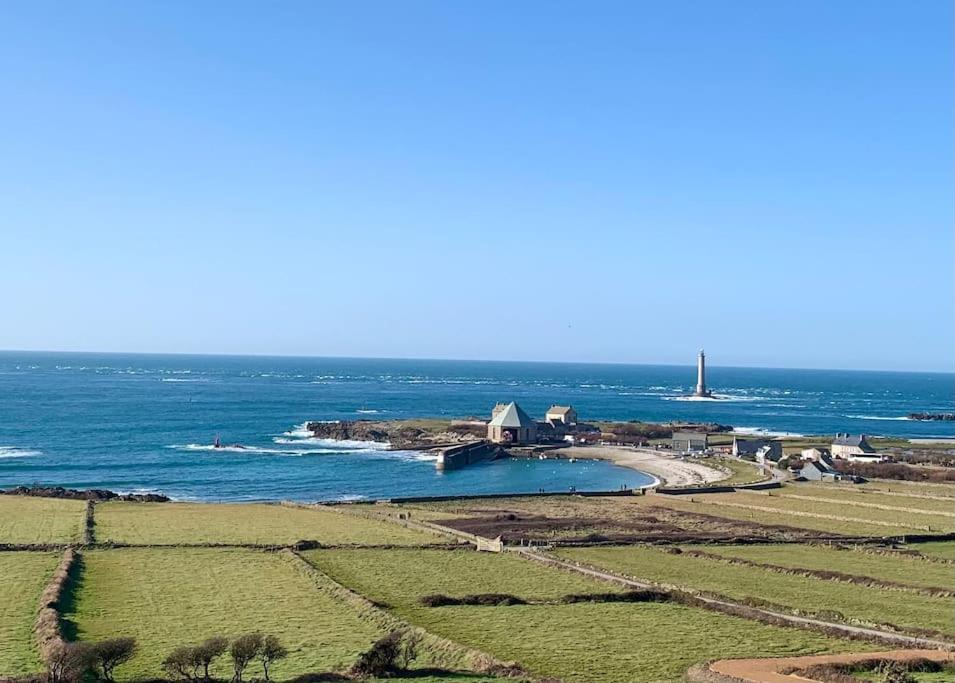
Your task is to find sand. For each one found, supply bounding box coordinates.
[559,445,726,487]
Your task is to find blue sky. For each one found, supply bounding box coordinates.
[0,1,951,371]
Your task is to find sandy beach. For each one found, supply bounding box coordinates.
[558,445,727,487]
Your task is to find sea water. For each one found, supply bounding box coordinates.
[0,352,951,501]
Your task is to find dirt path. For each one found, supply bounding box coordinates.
[704,649,954,683]
[511,548,955,651]
[560,446,725,486]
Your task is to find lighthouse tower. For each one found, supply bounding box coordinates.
[694,349,711,398]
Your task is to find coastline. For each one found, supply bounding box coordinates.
[555,445,725,487]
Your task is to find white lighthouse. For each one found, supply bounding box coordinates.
[693,349,712,398]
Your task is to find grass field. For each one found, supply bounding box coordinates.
[555,545,955,638]
[94,502,446,545]
[64,548,386,680]
[307,548,871,683]
[698,456,767,485]
[778,485,955,514]
[664,492,948,535]
[0,552,60,676]
[695,543,955,590]
[0,496,86,544]
[911,540,955,562]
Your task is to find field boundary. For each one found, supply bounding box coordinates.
[512,548,955,651]
[777,493,955,518]
[690,499,936,532]
[285,549,530,678]
[84,501,95,544]
[33,548,77,667]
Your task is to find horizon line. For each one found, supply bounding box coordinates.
[0,347,951,376]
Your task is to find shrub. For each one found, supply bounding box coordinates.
[559,590,671,604]
[91,637,137,682]
[162,646,200,682]
[349,629,420,678]
[230,633,263,683]
[419,593,527,607]
[47,642,95,683]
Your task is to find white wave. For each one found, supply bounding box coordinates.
[281,422,315,439]
[664,393,764,402]
[845,414,911,421]
[732,427,805,438]
[356,409,384,414]
[272,436,391,450]
[0,446,42,459]
[168,443,367,456]
[160,378,207,383]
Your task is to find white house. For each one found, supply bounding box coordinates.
[545,405,578,426]
[831,434,883,462]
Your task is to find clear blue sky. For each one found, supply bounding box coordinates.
[1,2,951,371]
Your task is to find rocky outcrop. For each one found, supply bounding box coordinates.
[908,413,955,421]
[1,485,170,502]
[306,420,482,449]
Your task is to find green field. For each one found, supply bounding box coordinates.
[555,545,955,638]
[64,548,386,680]
[0,496,86,544]
[911,540,955,562]
[698,456,767,485]
[679,491,952,534]
[95,502,446,545]
[308,548,871,683]
[695,543,955,590]
[0,552,60,676]
[779,486,955,514]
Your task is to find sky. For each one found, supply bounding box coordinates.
[0,2,952,372]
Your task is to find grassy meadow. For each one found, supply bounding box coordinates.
[64,548,386,680]
[94,502,445,545]
[307,548,872,683]
[0,552,60,676]
[912,540,955,562]
[0,496,86,544]
[692,543,955,590]
[555,545,955,638]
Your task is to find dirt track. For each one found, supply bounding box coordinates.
[704,649,954,683]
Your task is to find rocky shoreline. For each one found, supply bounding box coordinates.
[1,485,170,502]
[908,413,955,421]
[305,419,484,448]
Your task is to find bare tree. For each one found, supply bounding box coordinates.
[162,646,199,682]
[194,636,229,681]
[92,637,137,682]
[47,642,95,683]
[258,635,288,682]
[229,634,263,683]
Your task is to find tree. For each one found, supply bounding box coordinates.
[47,642,95,683]
[258,635,288,682]
[194,636,229,681]
[92,637,137,682]
[350,629,419,678]
[229,633,263,683]
[162,646,199,682]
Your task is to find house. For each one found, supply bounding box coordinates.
[733,437,782,462]
[545,405,577,426]
[800,447,831,462]
[672,431,707,453]
[799,459,843,482]
[487,402,538,445]
[831,434,878,460]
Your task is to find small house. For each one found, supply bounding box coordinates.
[545,405,578,426]
[799,459,843,482]
[733,437,782,462]
[831,434,877,459]
[800,447,831,462]
[672,431,707,453]
[487,402,538,445]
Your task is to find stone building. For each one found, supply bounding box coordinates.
[831,434,879,460]
[672,431,707,453]
[487,402,538,445]
[545,405,577,426]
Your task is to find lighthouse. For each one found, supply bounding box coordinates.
[694,349,711,398]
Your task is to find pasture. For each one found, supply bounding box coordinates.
[555,545,955,638]
[63,548,386,679]
[0,496,86,544]
[308,548,871,683]
[0,552,60,676]
[94,501,445,545]
[691,543,955,591]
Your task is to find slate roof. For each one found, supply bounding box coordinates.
[546,405,574,416]
[488,402,536,428]
[734,437,769,454]
[833,434,875,452]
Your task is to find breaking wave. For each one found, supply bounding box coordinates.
[168,443,386,456]
[0,446,42,459]
[732,427,805,438]
[664,393,763,402]
[846,414,911,421]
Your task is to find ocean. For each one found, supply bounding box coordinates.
[0,352,951,501]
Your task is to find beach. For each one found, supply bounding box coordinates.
[558,445,726,487]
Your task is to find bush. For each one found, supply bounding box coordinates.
[349,629,420,678]
[419,593,527,607]
[559,590,671,604]
[258,635,288,682]
[91,637,137,682]
[163,646,201,682]
[47,642,95,683]
[194,636,229,680]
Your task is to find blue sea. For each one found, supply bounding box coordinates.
[0,352,952,502]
